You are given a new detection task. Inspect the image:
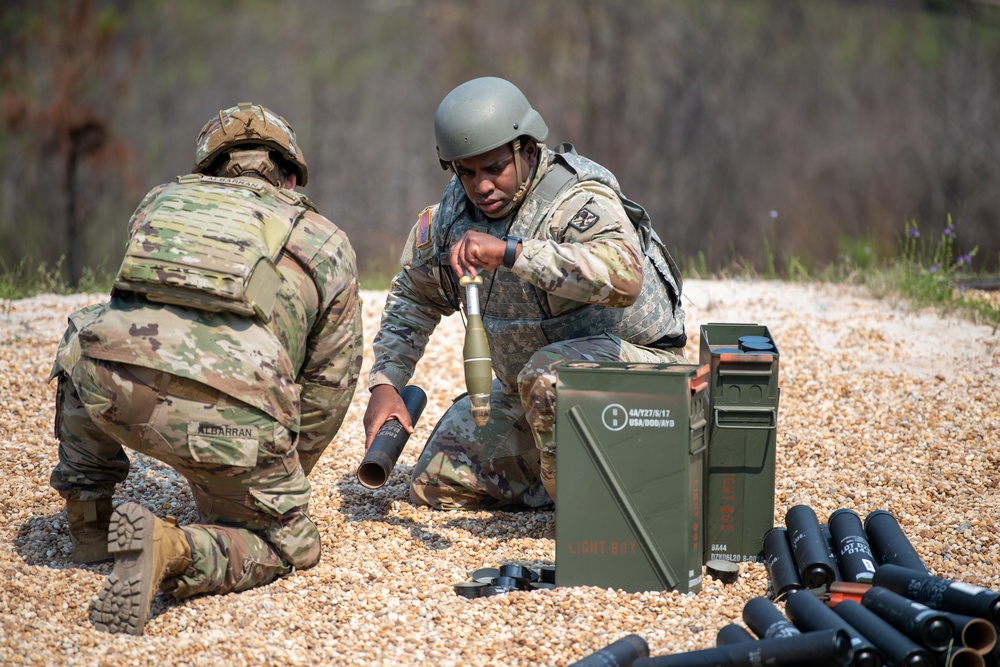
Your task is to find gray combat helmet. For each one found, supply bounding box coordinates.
[435,77,548,169]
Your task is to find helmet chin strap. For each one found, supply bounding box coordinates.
[484,139,534,220]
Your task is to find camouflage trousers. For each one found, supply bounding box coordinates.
[409,333,683,510]
[50,357,319,599]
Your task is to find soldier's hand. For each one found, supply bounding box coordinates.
[450,231,505,277]
[363,385,414,449]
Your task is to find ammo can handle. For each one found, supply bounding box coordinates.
[713,406,777,430]
[717,367,775,378]
[690,417,708,455]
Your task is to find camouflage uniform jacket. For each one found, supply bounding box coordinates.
[53,175,363,452]
[369,145,685,393]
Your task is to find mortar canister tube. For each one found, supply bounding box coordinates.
[829,509,877,584]
[763,527,803,601]
[716,624,757,647]
[356,385,428,489]
[871,563,1000,626]
[860,585,955,652]
[864,510,929,574]
[785,588,883,667]
[786,505,838,590]
[832,599,935,667]
[743,597,801,640]
[569,635,650,667]
[632,629,853,667]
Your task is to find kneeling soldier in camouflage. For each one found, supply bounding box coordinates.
[49,103,362,635]
[364,78,687,510]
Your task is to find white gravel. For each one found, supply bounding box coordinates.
[1,280,998,666]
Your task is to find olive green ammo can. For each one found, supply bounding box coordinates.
[554,361,709,594]
[699,323,780,564]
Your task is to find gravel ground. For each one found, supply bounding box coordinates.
[1,280,998,666]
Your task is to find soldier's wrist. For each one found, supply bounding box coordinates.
[503,236,522,269]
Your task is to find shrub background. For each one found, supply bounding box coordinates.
[2,0,998,286]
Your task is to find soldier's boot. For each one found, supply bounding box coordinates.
[92,502,193,636]
[540,449,557,504]
[66,498,115,564]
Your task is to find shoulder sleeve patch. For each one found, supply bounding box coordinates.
[567,203,601,233]
[416,207,432,248]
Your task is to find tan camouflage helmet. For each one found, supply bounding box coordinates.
[193,102,309,185]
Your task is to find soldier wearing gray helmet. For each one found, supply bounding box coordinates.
[364,77,686,510]
[48,103,362,635]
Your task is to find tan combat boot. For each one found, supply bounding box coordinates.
[91,502,193,636]
[66,498,114,564]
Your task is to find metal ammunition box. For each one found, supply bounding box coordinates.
[700,323,780,564]
[554,361,709,594]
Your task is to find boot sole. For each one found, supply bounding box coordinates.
[91,502,157,635]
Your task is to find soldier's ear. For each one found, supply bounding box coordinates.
[523,140,538,167]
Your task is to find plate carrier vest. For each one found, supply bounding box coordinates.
[113,174,316,320]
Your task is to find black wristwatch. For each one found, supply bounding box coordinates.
[503,235,521,268]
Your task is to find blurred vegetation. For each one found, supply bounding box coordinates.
[0,256,113,299]
[860,216,1000,328]
[4,221,998,331]
[1,0,999,323]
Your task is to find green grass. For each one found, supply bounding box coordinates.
[862,264,1000,328]
[677,214,1000,330]
[0,257,114,300]
[856,217,1000,329]
[358,261,397,292]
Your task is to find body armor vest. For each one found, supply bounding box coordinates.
[434,146,685,392]
[114,174,316,320]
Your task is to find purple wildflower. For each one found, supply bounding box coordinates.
[908,227,920,238]
[957,253,972,266]
[930,263,940,274]
[944,226,955,238]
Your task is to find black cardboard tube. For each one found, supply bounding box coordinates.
[356,385,427,489]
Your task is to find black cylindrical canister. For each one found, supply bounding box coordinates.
[872,563,1000,626]
[763,527,803,600]
[786,505,838,590]
[829,509,878,584]
[356,385,428,489]
[569,634,650,667]
[784,588,883,667]
[863,510,929,574]
[860,585,955,652]
[743,597,801,640]
[716,624,757,646]
[821,523,844,583]
[632,629,854,667]
[832,599,935,667]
